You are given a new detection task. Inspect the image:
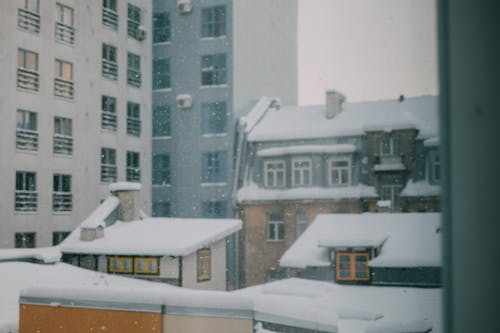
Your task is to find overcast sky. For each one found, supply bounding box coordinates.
[298,0,438,105]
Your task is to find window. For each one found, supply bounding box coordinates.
[15,171,37,212]
[52,231,70,246]
[102,44,118,80]
[380,137,401,157]
[152,154,171,185]
[15,232,36,248]
[102,0,118,29]
[53,174,72,212]
[54,117,73,155]
[202,201,227,218]
[201,102,227,135]
[153,105,171,137]
[134,257,159,275]
[292,159,311,186]
[109,257,133,274]
[197,248,211,282]
[54,59,74,99]
[16,109,38,151]
[127,52,141,87]
[101,95,117,131]
[127,102,141,136]
[267,212,285,241]
[429,150,441,184]
[152,201,171,217]
[328,157,351,186]
[153,12,170,43]
[153,59,170,89]
[264,160,286,188]
[201,151,227,183]
[335,252,370,281]
[101,148,117,182]
[201,54,227,86]
[127,3,141,39]
[55,3,75,44]
[296,211,308,237]
[380,175,403,211]
[201,6,226,38]
[126,151,140,182]
[17,48,39,91]
[18,0,40,33]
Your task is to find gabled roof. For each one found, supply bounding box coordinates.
[61,217,242,256]
[247,95,438,142]
[280,213,441,269]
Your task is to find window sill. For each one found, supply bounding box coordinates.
[152,184,172,188]
[53,211,72,215]
[53,153,73,159]
[16,149,38,155]
[200,84,228,89]
[15,211,38,215]
[200,35,227,41]
[153,88,172,93]
[266,239,285,243]
[54,95,75,103]
[200,182,227,187]
[202,133,228,138]
[55,38,75,48]
[153,41,172,46]
[16,87,39,95]
[152,135,172,140]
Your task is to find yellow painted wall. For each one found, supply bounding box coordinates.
[164,314,253,333]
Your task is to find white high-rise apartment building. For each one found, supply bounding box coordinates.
[0,0,152,248]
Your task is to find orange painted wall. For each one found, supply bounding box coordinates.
[19,304,162,333]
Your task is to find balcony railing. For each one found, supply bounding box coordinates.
[54,78,74,99]
[16,129,38,151]
[101,165,117,183]
[18,8,40,33]
[17,68,39,91]
[126,167,141,182]
[55,22,75,44]
[102,59,118,80]
[127,19,140,39]
[127,118,141,136]
[15,190,37,212]
[53,192,72,212]
[102,7,118,30]
[53,134,73,155]
[127,69,141,87]
[101,111,117,131]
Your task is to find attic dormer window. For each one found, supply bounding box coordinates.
[335,252,370,281]
[328,157,351,186]
[264,160,286,188]
[380,137,401,157]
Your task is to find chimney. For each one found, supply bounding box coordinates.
[109,182,142,222]
[325,90,346,119]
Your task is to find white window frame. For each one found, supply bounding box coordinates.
[264,160,286,188]
[292,158,312,187]
[267,212,285,242]
[295,210,308,238]
[328,157,351,186]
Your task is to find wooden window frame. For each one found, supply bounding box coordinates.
[134,257,159,275]
[197,248,211,282]
[108,256,134,274]
[335,252,370,281]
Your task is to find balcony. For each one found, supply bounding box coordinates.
[102,59,118,80]
[127,118,141,136]
[18,8,40,33]
[16,129,38,151]
[53,134,73,155]
[15,190,37,212]
[53,192,72,212]
[17,68,39,91]
[101,111,117,131]
[102,8,118,30]
[55,22,75,44]
[101,165,117,183]
[54,78,74,99]
[127,69,141,87]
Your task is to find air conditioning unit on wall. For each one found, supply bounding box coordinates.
[176,94,193,109]
[136,26,147,41]
[177,0,192,14]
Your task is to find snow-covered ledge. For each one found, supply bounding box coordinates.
[109,182,142,222]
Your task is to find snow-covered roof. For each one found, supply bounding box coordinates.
[247,95,438,142]
[236,278,442,333]
[237,182,377,203]
[0,246,61,264]
[280,213,441,269]
[257,144,357,157]
[239,96,280,134]
[401,179,441,197]
[61,217,242,256]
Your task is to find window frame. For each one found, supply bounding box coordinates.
[428,149,441,184]
[153,58,170,90]
[201,54,227,86]
[267,212,285,242]
[201,201,227,218]
[126,150,141,182]
[197,248,211,282]
[264,160,286,188]
[153,12,171,43]
[56,3,74,26]
[127,52,141,87]
[200,6,226,38]
[291,158,312,187]
[328,157,351,186]
[380,137,401,157]
[53,173,72,212]
[134,257,160,275]
[335,252,370,282]
[101,95,117,131]
[15,232,36,248]
[295,210,308,237]
[152,153,171,185]
[108,256,134,274]
[126,101,141,136]
[101,147,117,183]
[152,105,171,137]
[201,151,227,184]
[201,101,228,135]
